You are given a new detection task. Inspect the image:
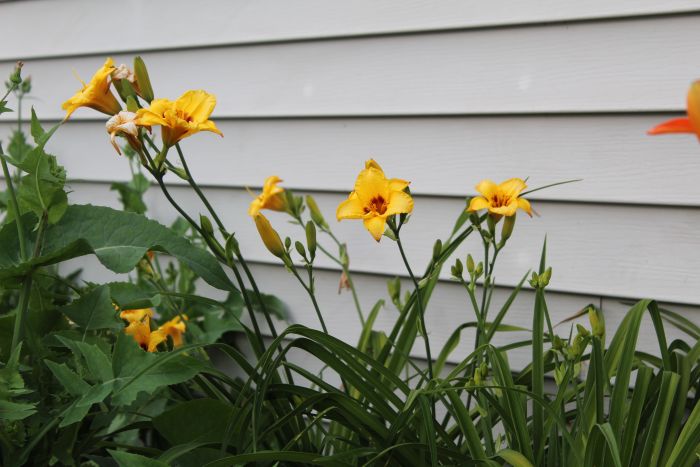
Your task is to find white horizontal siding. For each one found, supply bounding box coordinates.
[2,0,699,61]
[64,181,700,305]
[3,116,700,206]
[2,0,698,360]
[2,14,700,121]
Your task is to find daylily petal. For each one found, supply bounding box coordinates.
[248,198,264,217]
[475,180,498,199]
[647,117,694,135]
[389,178,410,192]
[363,215,387,242]
[498,178,527,199]
[365,159,385,174]
[490,201,518,217]
[354,166,389,204]
[337,193,366,220]
[196,119,224,137]
[178,90,217,122]
[263,176,284,196]
[147,329,168,352]
[468,196,490,212]
[517,197,533,217]
[385,190,414,216]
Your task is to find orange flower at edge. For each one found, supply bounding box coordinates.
[648,81,700,139]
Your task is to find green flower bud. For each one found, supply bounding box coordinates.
[451,258,463,279]
[133,56,154,102]
[9,61,23,86]
[475,262,484,278]
[588,306,605,339]
[466,254,475,273]
[200,214,214,236]
[432,239,443,261]
[501,213,516,243]
[306,195,328,229]
[305,221,317,260]
[295,241,307,259]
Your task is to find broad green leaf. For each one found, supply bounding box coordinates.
[111,334,206,406]
[0,399,36,421]
[61,284,121,331]
[29,107,60,149]
[0,204,235,293]
[250,290,288,320]
[44,360,90,396]
[107,281,162,309]
[55,335,113,382]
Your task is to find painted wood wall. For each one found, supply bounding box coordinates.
[1,0,700,370]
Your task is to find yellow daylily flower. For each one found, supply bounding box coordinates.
[336,159,413,242]
[62,58,122,121]
[467,178,533,217]
[106,111,140,155]
[135,89,223,148]
[120,308,165,352]
[248,176,286,217]
[119,308,153,323]
[158,315,188,348]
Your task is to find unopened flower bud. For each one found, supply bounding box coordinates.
[451,258,463,279]
[466,254,475,273]
[305,221,317,260]
[200,214,214,236]
[254,214,285,258]
[432,239,443,261]
[133,56,154,102]
[306,195,328,229]
[588,307,605,339]
[501,214,516,243]
[294,241,307,259]
[540,267,552,287]
[9,61,23,85]
[474,262,484,278]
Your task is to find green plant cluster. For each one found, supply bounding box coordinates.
[0,60,698,467]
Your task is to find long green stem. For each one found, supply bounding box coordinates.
[289,265,328,334]
[324,230,365,326]
[394,234,434,383]
[174,143,227,233]
[0,143,27,260]
[10,212,47,352]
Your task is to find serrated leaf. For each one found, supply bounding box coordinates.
[0,205,236,294]
[61,285,121,331]
[108,281,161,309]
[0,399,36,421]
[111,333,205,406]
[55,335,113,382]
[0,100,11,115]
[44,360,90,396]
[29,107,60,148]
